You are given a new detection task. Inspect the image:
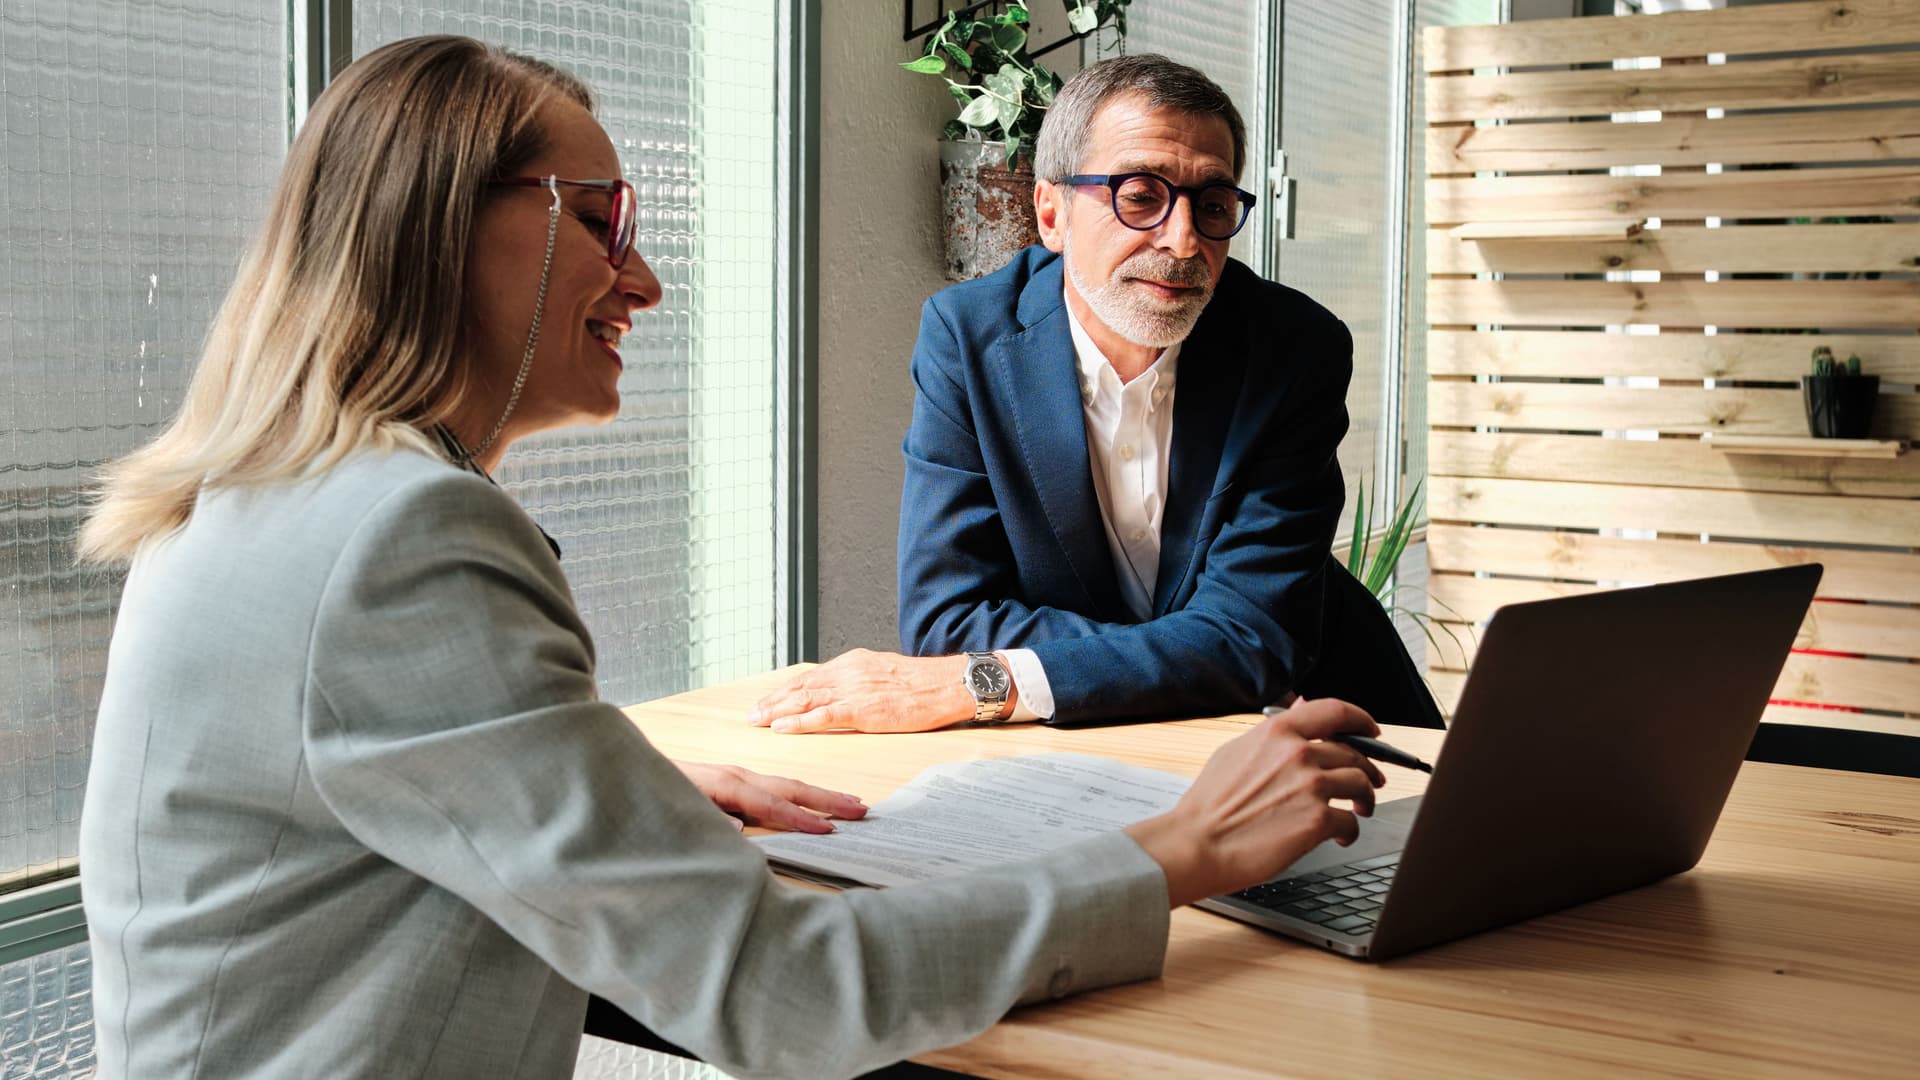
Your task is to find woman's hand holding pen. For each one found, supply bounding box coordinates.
[1123,698,1386,909]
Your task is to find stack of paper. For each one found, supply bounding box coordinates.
[753,753,1191,888]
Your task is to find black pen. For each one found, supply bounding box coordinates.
[1261,705,1435,773]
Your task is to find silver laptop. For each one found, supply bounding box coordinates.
[1197,564,1822,961]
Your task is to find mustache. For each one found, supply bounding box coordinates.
[1118,253,1211,289]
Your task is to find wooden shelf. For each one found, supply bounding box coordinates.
[1702,434,1907,459]
[1449,219,1645,240]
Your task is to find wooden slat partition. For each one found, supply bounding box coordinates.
[1428,51,1920,124]
[1422,0,1920,71]
[1429,224,1920,276]
[1426,575,1920,658]
[1429,382,1920,438]
[1422,1,1920,740]
[1420,50,1920,124]
[1427,166,1920,224]
[1429,330,1920,381]
[1425,614,1920,713]
[1426,106,1920,173]
[1430,476,1920,548]
[1426,525,1920,603]
[1429,431,1920,498]
[1428,279,1920,330]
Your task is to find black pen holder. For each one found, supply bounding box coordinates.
[1801,374,1880,439]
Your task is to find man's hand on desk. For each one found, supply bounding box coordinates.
[672,761,870,834]
[1123,698,1387,908]
[747,649,1011,734]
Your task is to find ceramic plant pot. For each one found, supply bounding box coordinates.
[1801,374,1880,438]
[938,139,1039,281]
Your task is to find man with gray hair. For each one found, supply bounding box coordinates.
[752,54,1352,733]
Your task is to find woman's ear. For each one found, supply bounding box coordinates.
[1034,179,1067,253]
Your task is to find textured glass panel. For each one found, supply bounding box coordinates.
[0,943,95,1078]
[0,0,286,889]
[688,0,779,687]
[354,3,779,708]
[1272,0,1399,498]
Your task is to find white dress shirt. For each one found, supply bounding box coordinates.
[1000,297,1181,721]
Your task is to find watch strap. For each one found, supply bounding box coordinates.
[964,651,1010,724]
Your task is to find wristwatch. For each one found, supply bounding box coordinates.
[962,651,1012,724]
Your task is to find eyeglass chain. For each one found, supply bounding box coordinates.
[435,179,559,473]
[475,177,559,461]
[430,179,565,559]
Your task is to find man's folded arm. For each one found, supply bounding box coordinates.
[897,451,1116,652]
[946,483,1335,725]
[1037,492,1338,721]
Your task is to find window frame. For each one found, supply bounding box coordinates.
[0,880,86,968]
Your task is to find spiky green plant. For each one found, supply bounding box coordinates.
[1348,476,1421,599]
[1345,476,1473,708]
[1810,346,1869,378]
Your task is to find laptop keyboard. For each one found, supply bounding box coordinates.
[1228,854,1399,936]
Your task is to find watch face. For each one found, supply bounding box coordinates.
[968,662,1009,697]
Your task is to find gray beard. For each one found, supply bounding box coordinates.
[1063,220,1213,349]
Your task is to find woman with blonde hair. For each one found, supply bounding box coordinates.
[79,34,1384,1080]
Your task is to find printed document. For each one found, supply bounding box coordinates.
[754,752,1190,888]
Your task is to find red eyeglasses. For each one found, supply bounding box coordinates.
[493,176,638,269]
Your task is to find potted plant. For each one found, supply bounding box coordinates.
[902,1,1131,280]
[1802,345,1880,439]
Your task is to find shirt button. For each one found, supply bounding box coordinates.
[1119,444,1135,461]
[1152,386,1166,403]
[1131,528,1146,542]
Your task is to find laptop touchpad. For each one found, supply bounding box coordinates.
[1278,794,1421,876]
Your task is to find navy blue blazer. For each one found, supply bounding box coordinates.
[897,246,1352,724]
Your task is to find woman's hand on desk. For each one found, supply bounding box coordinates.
[1123,699,1387,908]
[672,761,870,834]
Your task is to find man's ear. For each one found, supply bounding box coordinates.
[1034,179,1067,253]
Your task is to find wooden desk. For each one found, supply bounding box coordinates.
[625,668,1920,1079]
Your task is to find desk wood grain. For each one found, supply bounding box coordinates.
[624,667,1920,1079]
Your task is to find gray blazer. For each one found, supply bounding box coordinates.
[80,447,1170,1079]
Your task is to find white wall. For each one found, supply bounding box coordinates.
[810,6,1087,657]
[813,1,954,656]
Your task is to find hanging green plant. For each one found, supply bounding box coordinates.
[901,1,1132,171]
